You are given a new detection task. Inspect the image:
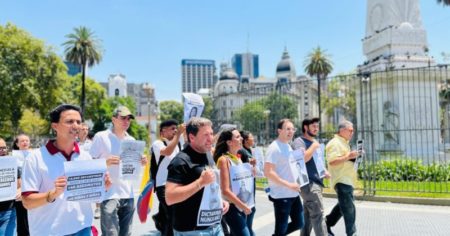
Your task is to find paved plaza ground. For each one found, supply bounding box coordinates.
[93,178,450,236]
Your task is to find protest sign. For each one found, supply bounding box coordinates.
[229,163,255,208]
[313,144,327,178]
[252,147,265,177]
[0,156,18,202]
[120,140,146,180]
[64,159,107,202]
[183,93,205,123]
[197,169,222,226]
[291,149,309,187]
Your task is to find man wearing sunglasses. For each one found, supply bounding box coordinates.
[90,105,148,236]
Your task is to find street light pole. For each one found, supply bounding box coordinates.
[263,109,271,145]
[142,83,154,145]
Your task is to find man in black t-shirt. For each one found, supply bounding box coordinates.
[291,118,330,236]
[166,117,229,235]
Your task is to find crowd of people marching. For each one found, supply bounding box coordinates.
[0,103,360,236]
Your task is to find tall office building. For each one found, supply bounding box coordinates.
[231,53,259,81]
[65,61,82,76]
[181,59,216,93]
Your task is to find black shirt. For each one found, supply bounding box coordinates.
[167,145,212,231]
[301,137,324,187]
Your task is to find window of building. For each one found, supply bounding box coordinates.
[115,88,120,96]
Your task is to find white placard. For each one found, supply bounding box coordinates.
[120,140,145,180]
[0,156,18,202]
[313,144,327,178]
[197,169,222,226]
[354,140,364,171]
[291,149,309,187]
[229,163,255,209]
[64,159,107,202]
[183,93,205,123]
[252,147,265,177]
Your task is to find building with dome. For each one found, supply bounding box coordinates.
[213,48,318,123]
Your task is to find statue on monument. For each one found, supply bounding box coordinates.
[381,101,399,146]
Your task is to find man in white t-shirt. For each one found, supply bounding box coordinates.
[21,104,111,236]
[89,106,147,236]
[151,119,185,236]
[264,119,305,236]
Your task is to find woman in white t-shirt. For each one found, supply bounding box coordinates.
[214,128,255,236]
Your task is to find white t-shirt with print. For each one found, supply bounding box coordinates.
[151,139,180,187]
[89,129,134,200]
[21,146,94,236]
[265,139,299,199]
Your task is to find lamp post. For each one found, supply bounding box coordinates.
[263,109,271,145]
[142,83,154,145]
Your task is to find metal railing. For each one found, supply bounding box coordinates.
[209,65,450,195]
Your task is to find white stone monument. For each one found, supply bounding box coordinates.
[357,0,440,159]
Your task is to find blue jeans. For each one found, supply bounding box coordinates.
[225,204,255,236]
[66,227,92,236]
[101,198,135,236]
[174,223,224,236]
[0,208,16,236]
[326,183,356,236]
[269,196,304,236]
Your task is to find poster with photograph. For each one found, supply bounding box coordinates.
[120,140,146,180]
[64,159,107,202]
[0,156,18,202]
[229,163,254,208]
[354,140,364,171]
[252,147,265,177]
[313,144,327,178]
[291,149,309,187]
[197,169,222,226]
[183,93,205,123]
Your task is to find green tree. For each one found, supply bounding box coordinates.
[322,76,356,126]
[61,75,107,123]
[92,96,148,143]
[0,23,67,137]
[304,46,333,135]
[63,26,103,114]
[202,96,214,119]
[234,92,298,140]
[19,109,49,139]
[159,100,183,124]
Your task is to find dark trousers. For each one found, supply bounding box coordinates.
[15,201,29,236]
[224,204,255,236]
[326,183,356,236]
[269,196,304,236]
[156,186,173,236]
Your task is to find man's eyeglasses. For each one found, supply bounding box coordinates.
[0,146,8,151]
[117,116,132,121]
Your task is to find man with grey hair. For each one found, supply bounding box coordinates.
[166,117,229,235]
[325,120,359,236]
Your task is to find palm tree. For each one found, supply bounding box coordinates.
[63,26,102,114]
[437,0,450,6]
[304,46,333,137]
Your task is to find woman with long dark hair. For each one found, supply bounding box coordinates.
[214,128,255,236]
[13,134,30,236]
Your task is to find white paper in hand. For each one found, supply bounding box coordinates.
[183,93,205,123]
[64,159,107,202]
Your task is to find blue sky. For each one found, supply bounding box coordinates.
[1,1,449,101]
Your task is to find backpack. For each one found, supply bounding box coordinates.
[150,140,181,184]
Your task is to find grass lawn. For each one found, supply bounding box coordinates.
[256,178,450,198]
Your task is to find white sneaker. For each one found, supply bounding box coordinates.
[94,208,101,219]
